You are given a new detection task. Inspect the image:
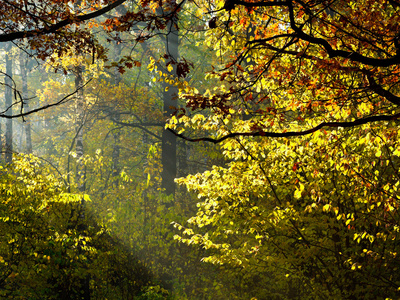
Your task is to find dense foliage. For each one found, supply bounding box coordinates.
[2,0,400,299]
[0,155,154,299]
[167,0,400,299]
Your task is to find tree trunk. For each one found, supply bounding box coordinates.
[75,65,85,192]
[5,42,13,164]
[178,139,188,177]
[161,4,179,196]
[112,40,122,184]
[19,51,32,154]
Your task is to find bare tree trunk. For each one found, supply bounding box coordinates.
[5,42,13,164]
[112,40,122,184]
[161,4,179,196]
[19,51,32,153]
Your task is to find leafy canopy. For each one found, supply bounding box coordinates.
[170,0,400,299]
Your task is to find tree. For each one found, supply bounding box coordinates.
[19,49,33,153]
[160,1,179,197]
[171,0,400,140]
[170,0,400,298]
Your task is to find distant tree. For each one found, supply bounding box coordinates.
[4,42,13,163]
[19,50,33,153]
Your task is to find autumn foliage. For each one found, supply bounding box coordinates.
[170,0,400,299]
[2,0,400,299]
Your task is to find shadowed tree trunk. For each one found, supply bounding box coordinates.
[161,3,179,196]
[178,139,188,177]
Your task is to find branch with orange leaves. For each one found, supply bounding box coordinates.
[221,0,400,67]
[169,113,400,143]
[0,0,126,42]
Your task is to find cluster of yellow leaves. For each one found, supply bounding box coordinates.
[174,113,400,297]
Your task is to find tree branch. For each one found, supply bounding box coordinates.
[169,113,400,143]
[109,118,163,140]
[231,0,289,8]
[367,74,400,106]
[286,1,400,67]
[0,0,126,42]
[0,80,91,119]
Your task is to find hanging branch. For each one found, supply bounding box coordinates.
[0,79,92,119]
[0,0,126,42]
[169,113,400,143]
